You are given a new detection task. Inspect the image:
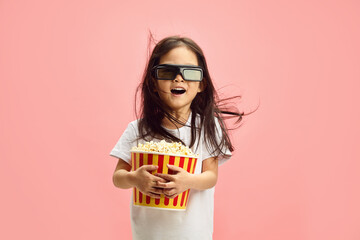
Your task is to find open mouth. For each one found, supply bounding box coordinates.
[171,88,186,95]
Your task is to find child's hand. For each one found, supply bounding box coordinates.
[155,164,192,199]
[132,165,166,199]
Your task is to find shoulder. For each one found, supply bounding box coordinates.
[214,116,223,133]
[121,119,140,138]
[128,119,140,130]
[194,112,223,132]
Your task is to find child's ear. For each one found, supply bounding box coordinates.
[197,79,205,92]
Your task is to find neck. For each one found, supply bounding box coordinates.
[162,109,191,129]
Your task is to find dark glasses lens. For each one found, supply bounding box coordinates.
[157,67,178,79]
[153,64,203,81]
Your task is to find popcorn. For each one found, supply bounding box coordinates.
[131,140,198,157]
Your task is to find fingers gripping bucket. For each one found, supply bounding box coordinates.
[131,151,198,210]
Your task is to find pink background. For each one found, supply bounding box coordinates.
[1,0,359,239]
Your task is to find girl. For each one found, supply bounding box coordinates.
[110,35,243,240]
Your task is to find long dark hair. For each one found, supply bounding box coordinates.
[135,35,244,156]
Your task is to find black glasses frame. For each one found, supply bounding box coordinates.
[151,64,204,82]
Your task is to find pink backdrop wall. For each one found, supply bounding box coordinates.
[1,0,359,239]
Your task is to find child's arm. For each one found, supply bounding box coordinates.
[155,157,218,199]
[113,158,166,199]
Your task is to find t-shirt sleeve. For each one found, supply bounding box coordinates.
[201,117,232,166]
[109,121,138,165]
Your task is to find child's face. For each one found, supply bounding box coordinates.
[155,46,202,114]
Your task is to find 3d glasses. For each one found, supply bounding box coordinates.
[152,64,203,82]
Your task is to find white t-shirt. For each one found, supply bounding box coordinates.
[110,113,231,240]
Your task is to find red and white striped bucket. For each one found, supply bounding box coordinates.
[131,151,197,210]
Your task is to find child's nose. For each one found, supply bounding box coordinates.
[174,74,184,82]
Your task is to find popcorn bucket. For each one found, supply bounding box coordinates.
[131,151,198,211]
